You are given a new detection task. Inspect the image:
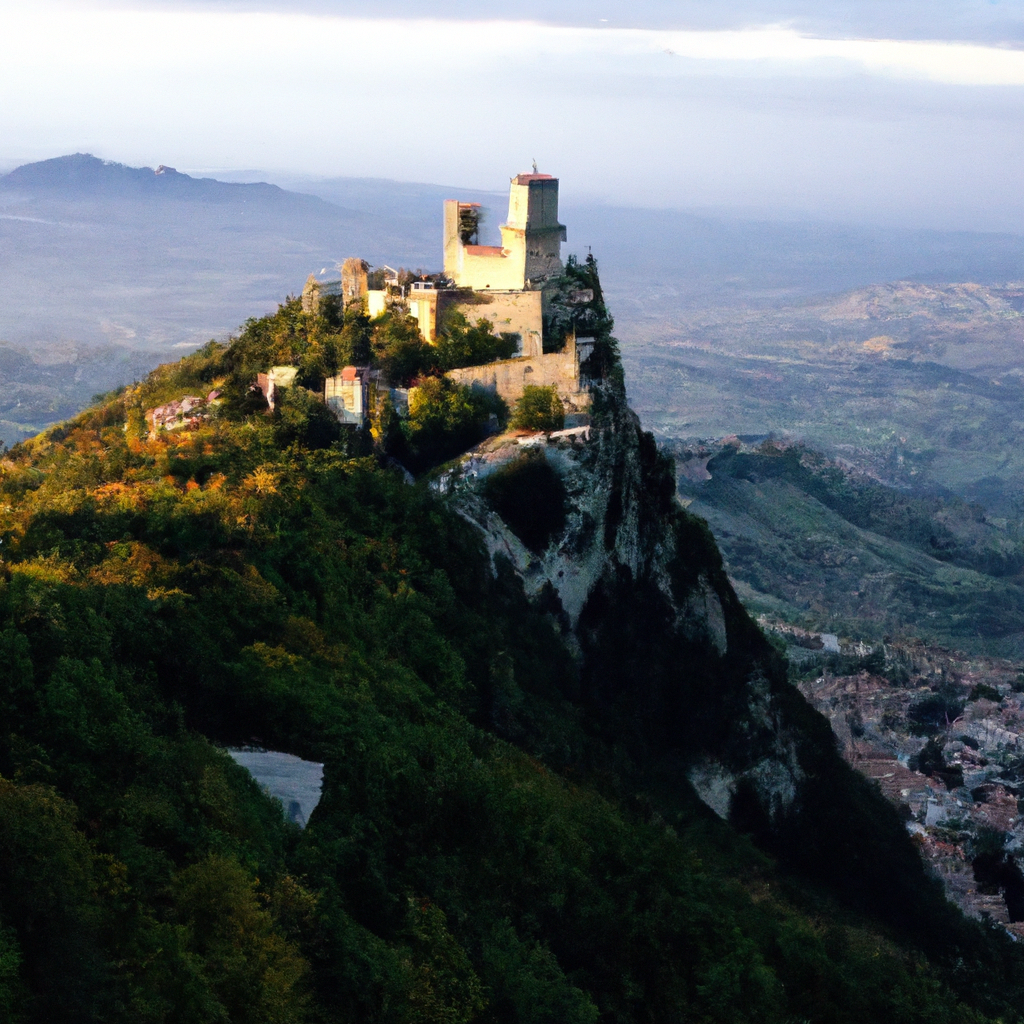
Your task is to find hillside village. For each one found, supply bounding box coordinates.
[759,619,1024,934]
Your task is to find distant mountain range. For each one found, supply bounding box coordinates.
[2,153,338,206]
[0,154,430,355]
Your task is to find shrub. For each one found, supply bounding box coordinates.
[483,450,567,553]
[338,307,372,367]
[543,253,613,353]
[274,386,343,450]
[371,311,431,387]
[907,688,965,736]
[510,385,564,433]
[401,377,503,473]
[969,683,1003,704]
[434,312,517,372]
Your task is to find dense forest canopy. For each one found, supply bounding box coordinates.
[0,274,1022,1023]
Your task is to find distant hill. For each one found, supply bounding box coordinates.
[1,153,342,207]
[627,280,1024,515]
[0,154,426,357]
[672,436,1024,657]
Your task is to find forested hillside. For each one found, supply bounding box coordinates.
[673,438,1024,656]
[2,294,1023,1023]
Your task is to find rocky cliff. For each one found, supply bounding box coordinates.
[439,378,994,955]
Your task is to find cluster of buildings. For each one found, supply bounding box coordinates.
[306,171,593,427]
[146,389,221,435]
[144,173,593,440]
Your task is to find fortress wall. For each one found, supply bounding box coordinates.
[457,246,526,290]
[446,343,589,413]
[451,290,543,357]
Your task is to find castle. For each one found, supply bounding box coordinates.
[314,171,592,425]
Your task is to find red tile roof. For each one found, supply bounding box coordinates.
[341,366,360,380]
[464,245,506,257]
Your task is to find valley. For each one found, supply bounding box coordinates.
[673,437,1024,656]
[626,281,1024,515]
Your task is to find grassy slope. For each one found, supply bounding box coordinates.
[0,329,1019,1022]
[675,440,1024,657]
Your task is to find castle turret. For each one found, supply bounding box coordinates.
[443,172,567,291]
[502,173,566,285]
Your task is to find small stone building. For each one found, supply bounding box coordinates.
[325,366,371,425]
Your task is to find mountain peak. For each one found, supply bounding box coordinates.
[0,152,282,201]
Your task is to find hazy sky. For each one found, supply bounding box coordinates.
[4,1,1024,231]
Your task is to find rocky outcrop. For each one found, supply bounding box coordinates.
[436,379,957,943]
[439,385,808,828]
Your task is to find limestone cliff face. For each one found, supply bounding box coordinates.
[438,384,808,830]
[438,385,938,933]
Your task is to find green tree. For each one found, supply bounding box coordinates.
[510,385,565,432]
[434,311,517,372]
[0,922,23,1022]
[172,854,309,1024]
[339,306,373,366]
[274,385,343,450]
[482,449,568,554]
[402,899,485,1024]
[402,377,501,473]
[0,779,103,1020]
[372,311,431,387]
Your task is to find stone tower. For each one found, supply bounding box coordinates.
[341,258,369,307]
[443,172,567,291]
[504,173,566,285]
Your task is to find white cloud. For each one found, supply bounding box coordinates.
[3,3,1024,228]
[649,28,1024,86]
[7,7,1024,92]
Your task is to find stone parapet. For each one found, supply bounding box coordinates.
[446,336,590,413]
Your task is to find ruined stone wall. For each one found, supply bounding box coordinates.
[446,339,589,413]
[341,258,368,307]
[301,275,321,314]
[450,290,543,357]
[302,276,342,315]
